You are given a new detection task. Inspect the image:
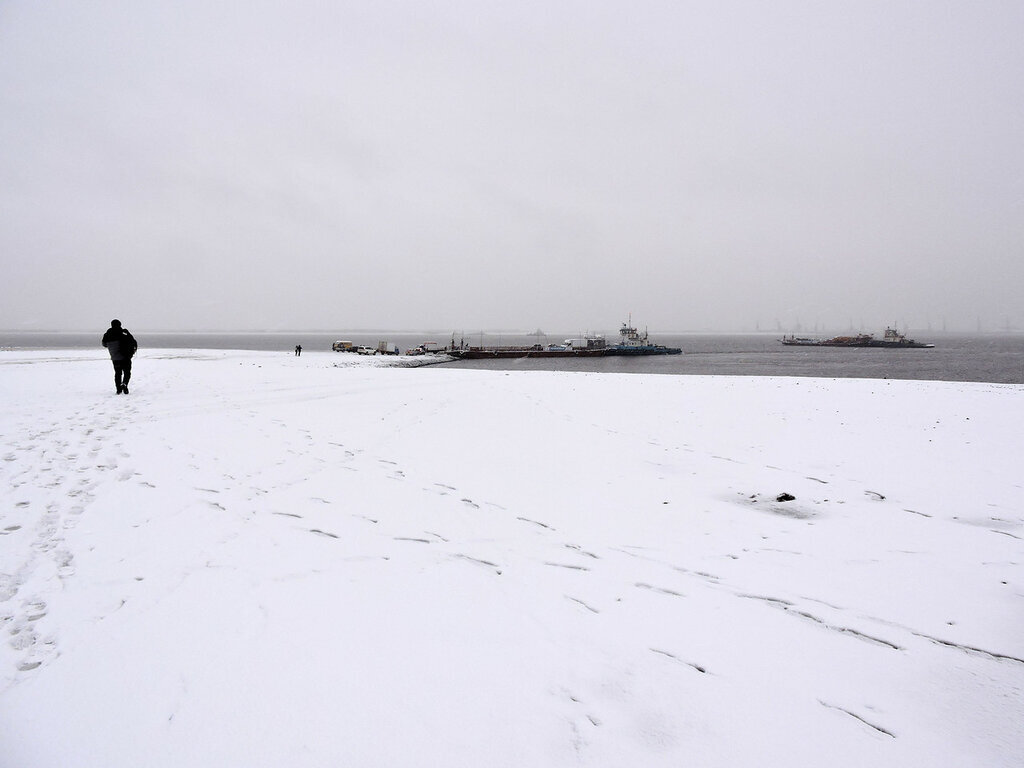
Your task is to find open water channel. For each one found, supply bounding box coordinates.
[4,331,1023,384]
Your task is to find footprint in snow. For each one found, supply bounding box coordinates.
[452,554,502,574]
[545,562,590,572]
[24,600,47,621]
[565,596,600,614]
[649,648,707,674]
[517,517,554,530]
[565,544,599,559]
[635,582,684,597]
[56,551,75,577]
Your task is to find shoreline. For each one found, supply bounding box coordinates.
[3,340,1023,385]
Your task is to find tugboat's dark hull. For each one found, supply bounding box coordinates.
[606,346,682,355]
[861,340,934,348]
[450,348,604,359]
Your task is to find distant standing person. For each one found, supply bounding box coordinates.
[102,319,138,394]
[295,345,302,356]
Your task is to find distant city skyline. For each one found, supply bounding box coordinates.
[2,2,1022,334]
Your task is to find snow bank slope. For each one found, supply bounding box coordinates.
[1,349,1022,767]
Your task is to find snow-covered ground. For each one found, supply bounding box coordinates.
[1,348,1022,767]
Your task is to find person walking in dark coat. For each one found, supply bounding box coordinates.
[295,345,302,356]
[102,319,138,394]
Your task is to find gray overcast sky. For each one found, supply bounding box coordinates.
[1,1,1022,333]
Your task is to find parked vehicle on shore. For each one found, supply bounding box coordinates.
[407,342,444,355]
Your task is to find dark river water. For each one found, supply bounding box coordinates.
[4,331,1022,384]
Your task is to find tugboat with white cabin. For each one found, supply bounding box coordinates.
[608,318,682,355]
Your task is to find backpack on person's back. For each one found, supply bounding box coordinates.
[120,328,138,359]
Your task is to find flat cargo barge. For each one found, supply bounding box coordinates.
[449,345,681,359]
[448,320,681,359]
[780,327,934,349]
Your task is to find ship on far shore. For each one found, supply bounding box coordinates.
[780,327,935,349]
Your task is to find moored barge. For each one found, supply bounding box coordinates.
[449,320,682,359]
[781,327,934,348]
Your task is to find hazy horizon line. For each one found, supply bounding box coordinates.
[4,326,1021,337]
